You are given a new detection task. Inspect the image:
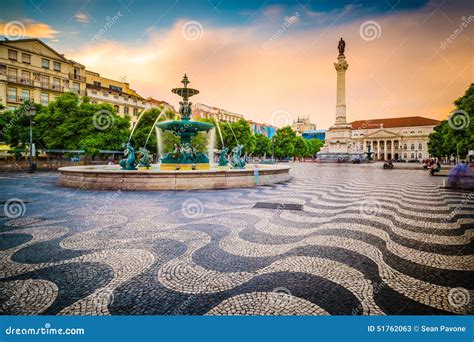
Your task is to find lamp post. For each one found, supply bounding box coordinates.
[271,136,275,162]
[27,105,36,173]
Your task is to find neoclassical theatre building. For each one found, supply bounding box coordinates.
[317,38,440,162]
[348,116,440,161]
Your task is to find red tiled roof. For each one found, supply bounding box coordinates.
[350,116,440,129]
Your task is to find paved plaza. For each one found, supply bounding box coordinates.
[0,163,473,315]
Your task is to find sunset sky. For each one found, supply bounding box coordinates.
[1,0,472,128]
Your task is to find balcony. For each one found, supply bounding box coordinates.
[7,74,33,86]
[70,89,86,96]
[40,82,64,92]
[68,73,86,82]
[7,96,30,103]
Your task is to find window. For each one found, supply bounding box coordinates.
[91,90,97,95]
[124,106,129,115]
[53,77,61,90]
[21,89,30,102]
[72,82,80,93]
[53,62,61,72]
[403,144,407,150]
[411,153,414,159]
[42,59,50,69]
[410,131,415,134]
[114,105,119,113]
[109,85,122,92]
[418,130,422,133]
[418,153,422,158]
[41,75,49,87]
[7,87,17,102]
[41,92,49,105]
[7,68,17,81]
[133,108,138,116]
[411,144,415,150]
[8,49,17,60]
[418,143,422,150]
[21,70,31,84]
[114,95,119,99]
[403,153,407,159]
[22,53,31,64]
[103,92,109,97]
[93,81,101,87]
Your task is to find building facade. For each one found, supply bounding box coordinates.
[192,103,244,123]
[302,129,326,141]
[145,97,176,113]
[349,117,439,161]
[85,70,146,127]
[291,116,317,135]
[0,38,87,111]
[247,120,276,138]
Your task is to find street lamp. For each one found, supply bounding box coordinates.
[26,105,36,173]
[271,136,275,162]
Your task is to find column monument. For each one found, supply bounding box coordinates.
[317,38,366,162]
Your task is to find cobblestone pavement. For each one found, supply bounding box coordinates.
[0,164,473,315]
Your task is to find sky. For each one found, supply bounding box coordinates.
[0,0,472,129]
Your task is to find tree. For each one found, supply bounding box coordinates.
[428,83,474,159]
[293,136,308,160]
[130,107,176,154]
[254,133,272,157]
[2,93,131,157]
[273,126,296,159]
[307,138,324,157]
[1,102,44,152]
[214,119,255,154]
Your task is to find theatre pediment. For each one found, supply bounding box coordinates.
[363,129,399,139]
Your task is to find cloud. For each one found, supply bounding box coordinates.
[74,11,90,24]
[67,2,472,129]
[0,19,59,38]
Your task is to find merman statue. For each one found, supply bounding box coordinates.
[138,147,151,169]
[218,147,229,166]
[119,143,137,170]
[230,144,246,169]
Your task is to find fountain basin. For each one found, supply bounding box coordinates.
[156,119,214,134]
[58,164,291,190]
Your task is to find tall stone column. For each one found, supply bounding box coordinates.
[334,55,349,126]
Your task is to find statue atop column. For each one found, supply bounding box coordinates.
[338,37,345,56]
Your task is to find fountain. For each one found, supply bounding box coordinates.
[57,75,291,190]
[156,74,214,170]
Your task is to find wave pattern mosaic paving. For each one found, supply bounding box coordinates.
[1,164,473,315]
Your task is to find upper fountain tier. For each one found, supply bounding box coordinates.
[156,74,214,144]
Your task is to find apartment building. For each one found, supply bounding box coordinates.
[0,38,87,111]
[85,70,146,127]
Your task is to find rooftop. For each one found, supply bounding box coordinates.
[350,116,440,129]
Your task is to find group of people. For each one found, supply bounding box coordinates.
[423,158,473,188]
[423,159,442,176]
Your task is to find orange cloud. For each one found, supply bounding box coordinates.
[66,2,472,129]
[1,19,59,39]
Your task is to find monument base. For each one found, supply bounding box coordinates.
[160,163,210,170]
[316,152,366,163]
